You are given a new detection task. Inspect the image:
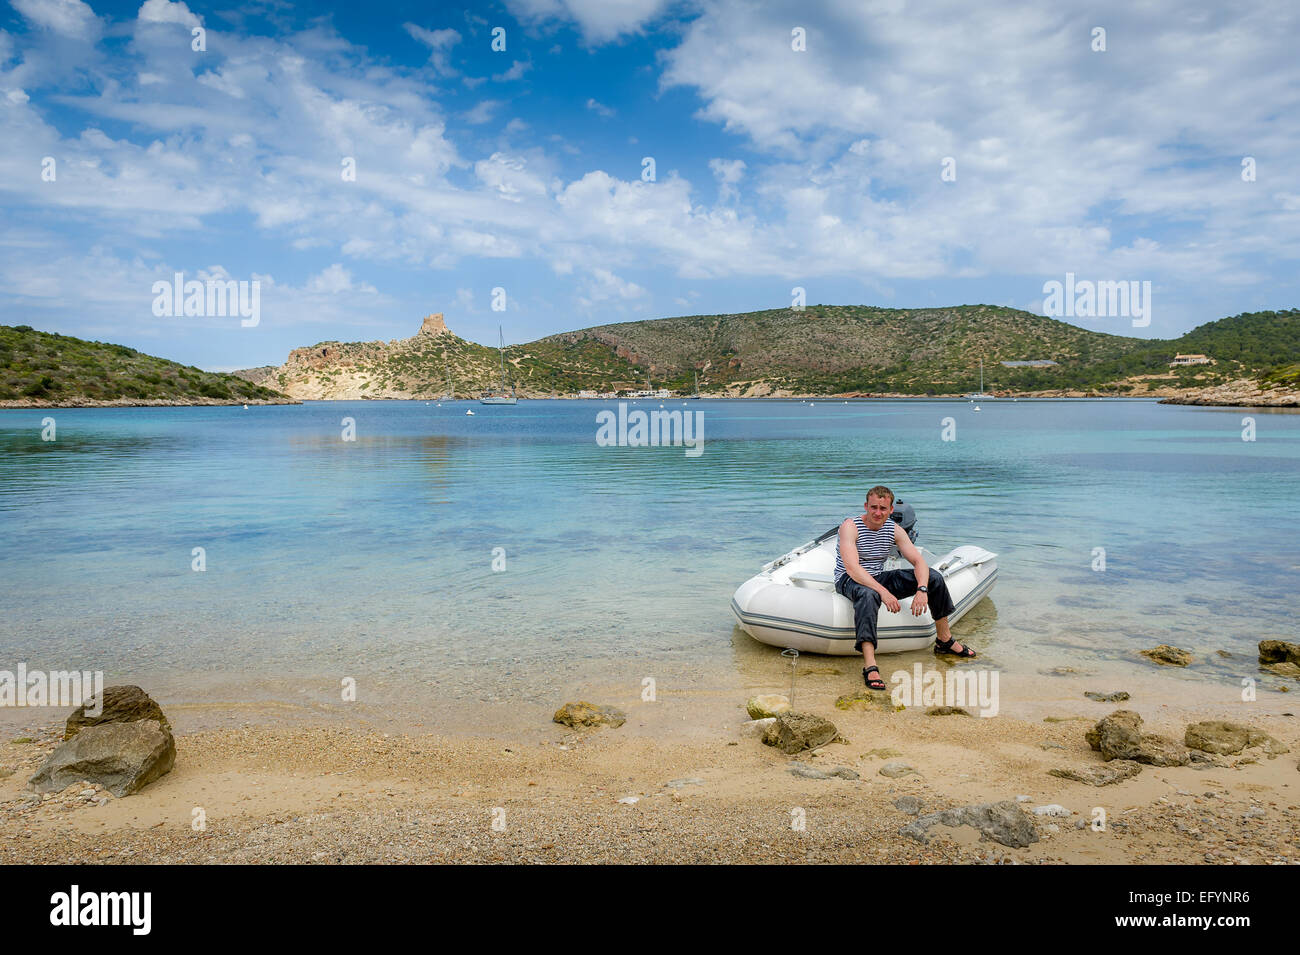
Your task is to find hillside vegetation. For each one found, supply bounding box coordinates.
[0,325,293,405]
[249,305,1296,399]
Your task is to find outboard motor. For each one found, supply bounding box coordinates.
[890,499,918,544]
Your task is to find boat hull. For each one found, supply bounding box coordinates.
[732,542,997,655]
[479,396,517,405]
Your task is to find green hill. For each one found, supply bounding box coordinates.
[241,305,1300,400]
[0,325,294,406]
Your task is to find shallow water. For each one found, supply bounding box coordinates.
[2,398,1297,731]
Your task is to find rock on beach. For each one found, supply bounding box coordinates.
[64,685,171,740]
[761,712,838,755]
[553,702,626,729]
[746,694,792,719]
[1139,645,1193,667]
[899,800,1040,849]
[1084,710,1189,766]
[28,685,175,797]
[28,719,175,797]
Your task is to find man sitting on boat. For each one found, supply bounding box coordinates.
[834,485,975,690]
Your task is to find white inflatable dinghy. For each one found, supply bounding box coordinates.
[731,505,997,655]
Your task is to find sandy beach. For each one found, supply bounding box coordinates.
[3,664,1296,865]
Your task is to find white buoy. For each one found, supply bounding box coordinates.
[243,404,248,410]
[466,409,474,415]
[973,405,982,412]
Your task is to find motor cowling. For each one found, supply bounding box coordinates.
[890,499,918,543]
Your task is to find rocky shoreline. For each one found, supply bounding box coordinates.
[0,396,301,409]
[1158,377,1300,408]
[3,707,1294,864]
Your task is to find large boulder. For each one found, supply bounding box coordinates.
[553,701,626,729]
[1085,710,1143,760]
[1185,721,1289,757]
[64,685,171,740]
[1085,710,1188,765]
[28,720,175,797]
[1185,720,1252,755]
[762,712,838,755]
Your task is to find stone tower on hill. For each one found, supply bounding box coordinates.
[418,313,450,337]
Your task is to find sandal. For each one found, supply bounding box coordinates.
[862,665,887,691]
[934,636,977,658]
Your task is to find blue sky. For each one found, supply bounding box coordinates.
[2,0,1298,370]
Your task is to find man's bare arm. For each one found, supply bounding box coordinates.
[897,525,928,582]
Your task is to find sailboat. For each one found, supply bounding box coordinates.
[479,326,518,405]
[964,358,993,400]
[690,371,701,399]
[442,366,454,402]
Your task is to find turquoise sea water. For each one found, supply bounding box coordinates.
[2,399,1297,728]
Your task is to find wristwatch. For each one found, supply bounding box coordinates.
[917,586,928,593]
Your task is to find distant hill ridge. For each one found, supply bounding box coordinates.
[234,305,1299,400]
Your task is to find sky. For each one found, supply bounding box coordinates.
[1,0,1297,370]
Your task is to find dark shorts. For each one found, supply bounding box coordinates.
[834,568,956,651]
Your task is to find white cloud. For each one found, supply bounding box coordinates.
[505,0,672,44]
[137,0,201,28]
[403,23,461,75]
[475,152,550,201]
[577,267,646,308]
[709,158,745,201]
[2,0,1296,343]
[12,0,100,40]
[462,99,502,124]
[585,97,615,118]
[305,264,376,294]
[494,60,532,82]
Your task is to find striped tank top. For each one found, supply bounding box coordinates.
[833,516,896,585]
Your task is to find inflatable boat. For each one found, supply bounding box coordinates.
[731,503,997,655]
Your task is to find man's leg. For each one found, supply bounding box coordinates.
[836,577,882,680]
[924,568,973,656]
[877,568,973,656]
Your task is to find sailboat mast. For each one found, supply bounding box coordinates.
[498,325,506,390]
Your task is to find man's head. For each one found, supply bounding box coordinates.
[864,485,894,527]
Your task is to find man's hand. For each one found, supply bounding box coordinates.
[912,592,928,616]
[882,593,901,613]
